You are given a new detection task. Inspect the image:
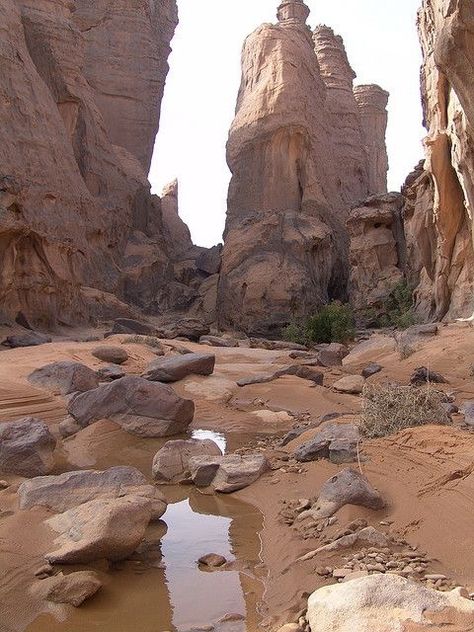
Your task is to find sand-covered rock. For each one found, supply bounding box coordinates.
[18,466,167,520]
[143,353,216,383]
[92,346,129,365]
[28,361,99,395]
[152,439,222,484]
[45,495,152,564]
[64,376,194,438]
[294,424,360,464]
[0,418,56,477]
[333,375,365,394]
[307,574,474,631]
[33,571,102,607]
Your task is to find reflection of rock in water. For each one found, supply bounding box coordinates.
[187,491,264,631]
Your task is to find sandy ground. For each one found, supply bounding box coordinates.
[0,323,474,631]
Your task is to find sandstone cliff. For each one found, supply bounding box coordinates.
[405,0,474,320]
[0,0,182,328]
[218,1,389,335]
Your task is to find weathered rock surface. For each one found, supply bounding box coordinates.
[64,376,194,438]
[189,454,269,493]
[300,468,384,521]
[92,346,129,365]
[152,439,222,484]
[294,424,360,464]
[362,362,383,378]
[333,375,365,394]
[143,353,216,383]
[19,466,167,520]
[307,574,474,632]
[96,365,125,381]
[33,571,102,607]
[45,495,152,564]
[110,319,156,336]
[402,2,474,321]
[28,361,99,395]
[198,553,227,568]
[218,2,388,336]
[0,418,56,477]
[347,193,406,318]
[157,319,211,342]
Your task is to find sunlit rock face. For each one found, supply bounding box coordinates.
[218,1,389,336]
[0,0,179,327]
[404,0,474,320]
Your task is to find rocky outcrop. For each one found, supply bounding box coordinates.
[0,418,56,477]
[347,193,406,316]
[403,1,474,321]
[0,0,193,328]
[354,85,390,195]
[218,1,389,335]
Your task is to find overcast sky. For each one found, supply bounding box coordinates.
[150,0,425,247]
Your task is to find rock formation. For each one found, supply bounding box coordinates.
[218,1,389,335]
[403,0,474,320]
[347,193,406,317]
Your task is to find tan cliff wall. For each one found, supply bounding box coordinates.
[404,0,474,321]
[218,0,389,336]
[0,0,180,328]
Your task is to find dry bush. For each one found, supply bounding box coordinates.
[361,383,450,438]
[121,335,163,349]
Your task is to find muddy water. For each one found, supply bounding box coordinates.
[25,426,266,632]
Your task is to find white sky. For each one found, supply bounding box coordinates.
[150,0,425,247]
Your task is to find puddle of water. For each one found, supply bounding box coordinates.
[24,430,265,632]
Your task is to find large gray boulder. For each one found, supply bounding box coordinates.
[294,424,360,464]
[299,468,384,521]
[0,418,56,477]
[189,453,269,493]
[45,495,152,564]
[152,439,222,483]
[307,575,474,632]
[142,353,216,383]
[63,376,194,438]
[28,361,99,395]
[18,466,167,520]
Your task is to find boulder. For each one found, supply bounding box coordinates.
[33,571,102,607]
[189,453,269,493]
[152,439,222,483]
[64,376,194,438]
[28,361,99,395]
[142,353,216,383]
[96,365,125,381]
[157,318,210,341]
[18,466,167,520]
[199,335,235,348]
[92,346,129,365]
[307,574,474,632]
[294,424,360,464]
[318,343,349,367]
[2,332,52,348]
[0,418,56,477]
[460,401,474,427]
[299,468,384,521]
[45,495,153,564]
[410,366,448,385]
[333,375,365,394]
[196,244,222,275]
[362,362,382,378]
[198,553,227,568]
[111,319,156,336]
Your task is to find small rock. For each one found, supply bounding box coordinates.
[198,553,227,568]
[92,346,129,365]
[0,418,56,477]
[333,375,365,395]
[33,571,102,607]
[410,366,447,385]
[96,365,125,381]
[362,363,382,379]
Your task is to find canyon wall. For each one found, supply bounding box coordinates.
[218,0,389,335]
[0,0,184,328]
[405,0,474,320]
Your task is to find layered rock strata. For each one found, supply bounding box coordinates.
[218,1,389,335]
[404,1,474,320]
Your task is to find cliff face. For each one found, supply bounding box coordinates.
[405,0,474,320]
[218,1,389,335]
[0,0,179,327]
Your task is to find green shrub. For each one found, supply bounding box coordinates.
[380,280,417,330]
[282,302,355,345]
[361,383,449,438]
